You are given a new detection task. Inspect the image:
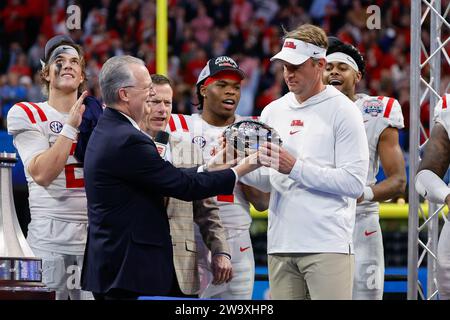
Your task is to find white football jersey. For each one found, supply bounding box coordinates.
[167,113,255,231]
[7,101,87,223]
[434,94,450,138]
[355,94,404,214]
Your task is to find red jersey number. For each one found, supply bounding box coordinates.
[65,143,84,188]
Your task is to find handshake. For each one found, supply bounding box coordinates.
[204,120,289,176]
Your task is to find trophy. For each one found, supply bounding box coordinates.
[0,153,53,299]
[223,120,282,157]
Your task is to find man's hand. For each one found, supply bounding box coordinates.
[211,254,233,285]
[205,135,239,171]
[233,151,261,178]
[67,91,88,128]
[258,142,296,174]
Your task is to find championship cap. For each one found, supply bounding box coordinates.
[196,56,246,85]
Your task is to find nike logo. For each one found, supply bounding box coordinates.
[289,130,301,135]
[240,246,250,252]
[364,120,369,123]
[364,230,377,236]
[313,51,319,55]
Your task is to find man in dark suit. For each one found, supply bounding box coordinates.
[141,74,232,297]
[81,56,258,300]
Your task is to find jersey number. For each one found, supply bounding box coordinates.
[64,143,84,188]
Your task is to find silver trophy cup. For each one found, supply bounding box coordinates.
[0,153,42,287]
[223,120,282,157]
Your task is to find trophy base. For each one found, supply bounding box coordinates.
[0,286,55,300]
[0,257,42,283]
[0,257,55,300]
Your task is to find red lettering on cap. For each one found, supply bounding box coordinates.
[284,41,297,49]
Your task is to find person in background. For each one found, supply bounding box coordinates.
[168,55,270,299]
[140,74,232,297]
[415,93,450,300]
[323,37,406,300]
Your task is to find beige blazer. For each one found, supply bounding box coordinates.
[166,135,230,295]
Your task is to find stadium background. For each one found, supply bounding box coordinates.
[1,0,449,299]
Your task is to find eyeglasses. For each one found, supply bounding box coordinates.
[122,85,155,93]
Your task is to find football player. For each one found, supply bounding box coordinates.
[323,38,407,300]
[7,35,94,300]
[415,93,450,300]
[169,56,270,299]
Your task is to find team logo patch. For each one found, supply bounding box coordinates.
[49,121,63,133]
[363,99,383,117]
[192,136,207,148]
[289,119,304,135]
[291,120,304,127]
[284,41,297,49]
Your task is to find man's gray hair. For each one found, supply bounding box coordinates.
[99,55,145,106]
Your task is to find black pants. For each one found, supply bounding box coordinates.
[93,288,140,300]
[168,272,198,298]
[93,272,198,300]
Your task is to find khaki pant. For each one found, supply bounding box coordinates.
[268,253,354,300]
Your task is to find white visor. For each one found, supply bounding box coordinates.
[326,52,359,72]
[270,38,327,65]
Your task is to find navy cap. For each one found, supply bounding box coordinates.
[196,56,246,85]
[44,34,77,62]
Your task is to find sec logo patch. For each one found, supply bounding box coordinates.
[49,121,63,133]
[192,136,206,148]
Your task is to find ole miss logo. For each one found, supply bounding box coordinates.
[291,120,304,127]
[284,41,297,49]
[290,119,303,135]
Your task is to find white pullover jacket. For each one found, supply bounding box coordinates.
[241,85,369,254]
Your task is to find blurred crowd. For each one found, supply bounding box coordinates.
[0,0,449,151]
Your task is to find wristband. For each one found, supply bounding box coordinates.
[214,252,231,260]
[59,124,79,141]
[363,186,374,201]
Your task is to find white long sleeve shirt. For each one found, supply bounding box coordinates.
[241,85,369,254]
